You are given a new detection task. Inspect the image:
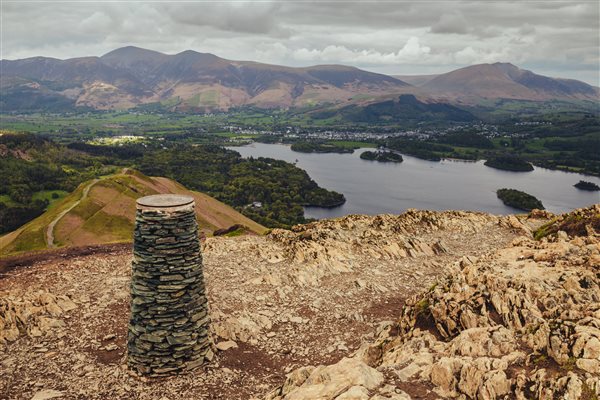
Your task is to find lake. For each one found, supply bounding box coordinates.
[229,143,600,219]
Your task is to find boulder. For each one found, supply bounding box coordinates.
[268,358,383,400]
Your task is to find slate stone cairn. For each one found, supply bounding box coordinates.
[128,194,210,376]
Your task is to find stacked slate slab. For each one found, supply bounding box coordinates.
[128,194,211,376]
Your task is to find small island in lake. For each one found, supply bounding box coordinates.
[574,180,600,191]
[497,188,544,211]
[484,155,534,172]
[360,151,403,163]
[291,141,354,154]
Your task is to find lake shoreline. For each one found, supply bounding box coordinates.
[228,143,600,220]
[228,142,600,178]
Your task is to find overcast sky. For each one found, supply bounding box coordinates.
[2,1,599,85]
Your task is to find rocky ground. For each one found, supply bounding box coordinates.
[1,207,597,399]
[266,206,600,400]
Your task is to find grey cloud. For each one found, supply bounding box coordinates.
[430,12,469,34]
[1,1,598,85]
[518,24,536,36]
[165,2,290,36]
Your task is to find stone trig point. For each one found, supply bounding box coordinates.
[128,194,211,376]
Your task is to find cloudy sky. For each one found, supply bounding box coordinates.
[2,1,599,85]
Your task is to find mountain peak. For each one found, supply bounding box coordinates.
[3,203,598,398]
[490,62,524,77]
[422,61,598,101]
[101,46,166,59]
[491,61,517,68]
[172,49,222,62]
[174,49,201,56]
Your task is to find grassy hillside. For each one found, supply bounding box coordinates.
[0,169,267,256]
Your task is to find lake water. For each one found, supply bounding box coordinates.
[229,143,600,218]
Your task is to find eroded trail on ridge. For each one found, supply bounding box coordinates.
[45,179,99,248]
[1,210,528,399]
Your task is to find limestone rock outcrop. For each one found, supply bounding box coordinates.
[0,290,77,347]
[534,203,600,239]
[372,227,600,398]
[266,357,388,400]
[268,206,600,399]
[253,210,510,284]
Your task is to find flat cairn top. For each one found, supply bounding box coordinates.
[136,194,194,210]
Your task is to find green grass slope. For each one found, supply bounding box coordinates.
[0,169,267,256]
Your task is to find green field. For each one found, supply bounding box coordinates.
[31,190,69,206]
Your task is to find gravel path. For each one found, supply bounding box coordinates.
[45,179,99,248]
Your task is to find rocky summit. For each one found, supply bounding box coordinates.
[1,206,599,399]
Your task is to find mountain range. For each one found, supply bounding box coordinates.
[1,46,598,112]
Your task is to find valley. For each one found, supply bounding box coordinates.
[2,100,598,176]
[1,106,598,239]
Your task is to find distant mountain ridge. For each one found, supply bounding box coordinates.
[1,46,410,111]
[1,47,598,112]
[399,62,599,103]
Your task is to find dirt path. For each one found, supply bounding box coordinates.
[46,179,99,248]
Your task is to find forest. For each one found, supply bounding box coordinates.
[497,189,544,211]
[0,133,109,233]
[360,151,403,162]
[484,155,534,172]
[0,133,345,232]
[385,138,452,161]
[135,145,345,227]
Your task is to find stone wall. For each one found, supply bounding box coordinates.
[127,194,211,376]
